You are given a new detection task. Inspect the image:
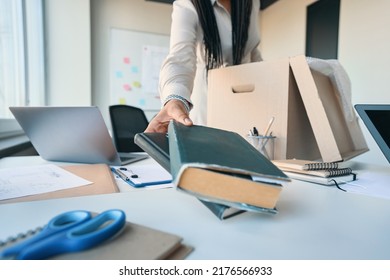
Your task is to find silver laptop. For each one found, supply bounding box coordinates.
[355,104,390,163]
[9,106,148,165]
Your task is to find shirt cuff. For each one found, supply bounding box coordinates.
[163,94,192,113]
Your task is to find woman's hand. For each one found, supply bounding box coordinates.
[145,99,193,133]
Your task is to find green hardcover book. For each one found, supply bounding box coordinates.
[168,121,290,213]
[134,132,244,219]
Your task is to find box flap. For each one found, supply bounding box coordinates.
[289,55,368,162]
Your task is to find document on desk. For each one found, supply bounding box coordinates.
[342,170,390,200]
[0,164,92,201]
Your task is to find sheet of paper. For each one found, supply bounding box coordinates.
[342,169,390,200]
[0,164,92,201]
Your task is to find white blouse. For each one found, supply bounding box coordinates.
[159,0,262,125]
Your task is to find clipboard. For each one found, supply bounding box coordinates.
[111,164,172,188]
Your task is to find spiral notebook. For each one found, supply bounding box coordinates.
[272,159,341,171]
[272,159,356,188]
[279,166,354,178]
[0,216,193,260]
[283,171,356,186]
[272,159,353,178]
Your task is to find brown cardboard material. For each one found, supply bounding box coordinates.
[0,164,119,204]
[289,55,369,162]
[207,54,368,162]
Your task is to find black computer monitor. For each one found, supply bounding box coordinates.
[355,104,390,163]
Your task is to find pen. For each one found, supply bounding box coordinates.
[113,168,130,181]
[263,117,275,137]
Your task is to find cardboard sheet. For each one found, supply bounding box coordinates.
[0,164,119,204]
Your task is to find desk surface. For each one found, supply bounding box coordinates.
[1,156,390,260]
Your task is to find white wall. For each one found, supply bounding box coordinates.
[44,0,91,105]
[259,0,317,59]
[44,0,172,125]
[339,0,390,104]
[260,0,390,166]
[90,0,173,123]
[340,0,390,166]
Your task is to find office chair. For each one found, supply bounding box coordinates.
[109,104,149,152]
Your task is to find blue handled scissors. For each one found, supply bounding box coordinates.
[0,209,126,260]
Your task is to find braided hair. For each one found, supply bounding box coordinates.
[191,0,253,70]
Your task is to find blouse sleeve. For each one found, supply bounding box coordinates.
[158,0,199,106]
[250,0,262,62]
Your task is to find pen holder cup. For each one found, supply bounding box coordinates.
[247,135,276,161]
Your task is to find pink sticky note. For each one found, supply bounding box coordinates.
[123,84,131,91]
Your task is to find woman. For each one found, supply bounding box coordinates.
[145,0,262,133]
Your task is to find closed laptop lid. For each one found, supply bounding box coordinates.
[9,106,123,165]
[355,104,390,163]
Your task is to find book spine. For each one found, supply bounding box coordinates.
[167,122,182,183]
[134,134,170,172]
[199,200,227,220]
[303,162,339,170]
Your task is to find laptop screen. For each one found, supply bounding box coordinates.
[9,106,147,165]
[355,104,390,163]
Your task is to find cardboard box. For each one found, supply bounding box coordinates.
[207,55,368,162]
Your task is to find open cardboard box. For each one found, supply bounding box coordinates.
[207,54,368,162]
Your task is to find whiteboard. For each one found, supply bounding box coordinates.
[109,28,169,112]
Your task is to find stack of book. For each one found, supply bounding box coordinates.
[272,159,357,187]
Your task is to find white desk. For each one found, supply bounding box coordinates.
[1,156,390,259]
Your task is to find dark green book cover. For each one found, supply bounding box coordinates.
[167,121,289,213]
[167,121,289,184]
[134,132,244,219]
[134,132,170,171]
